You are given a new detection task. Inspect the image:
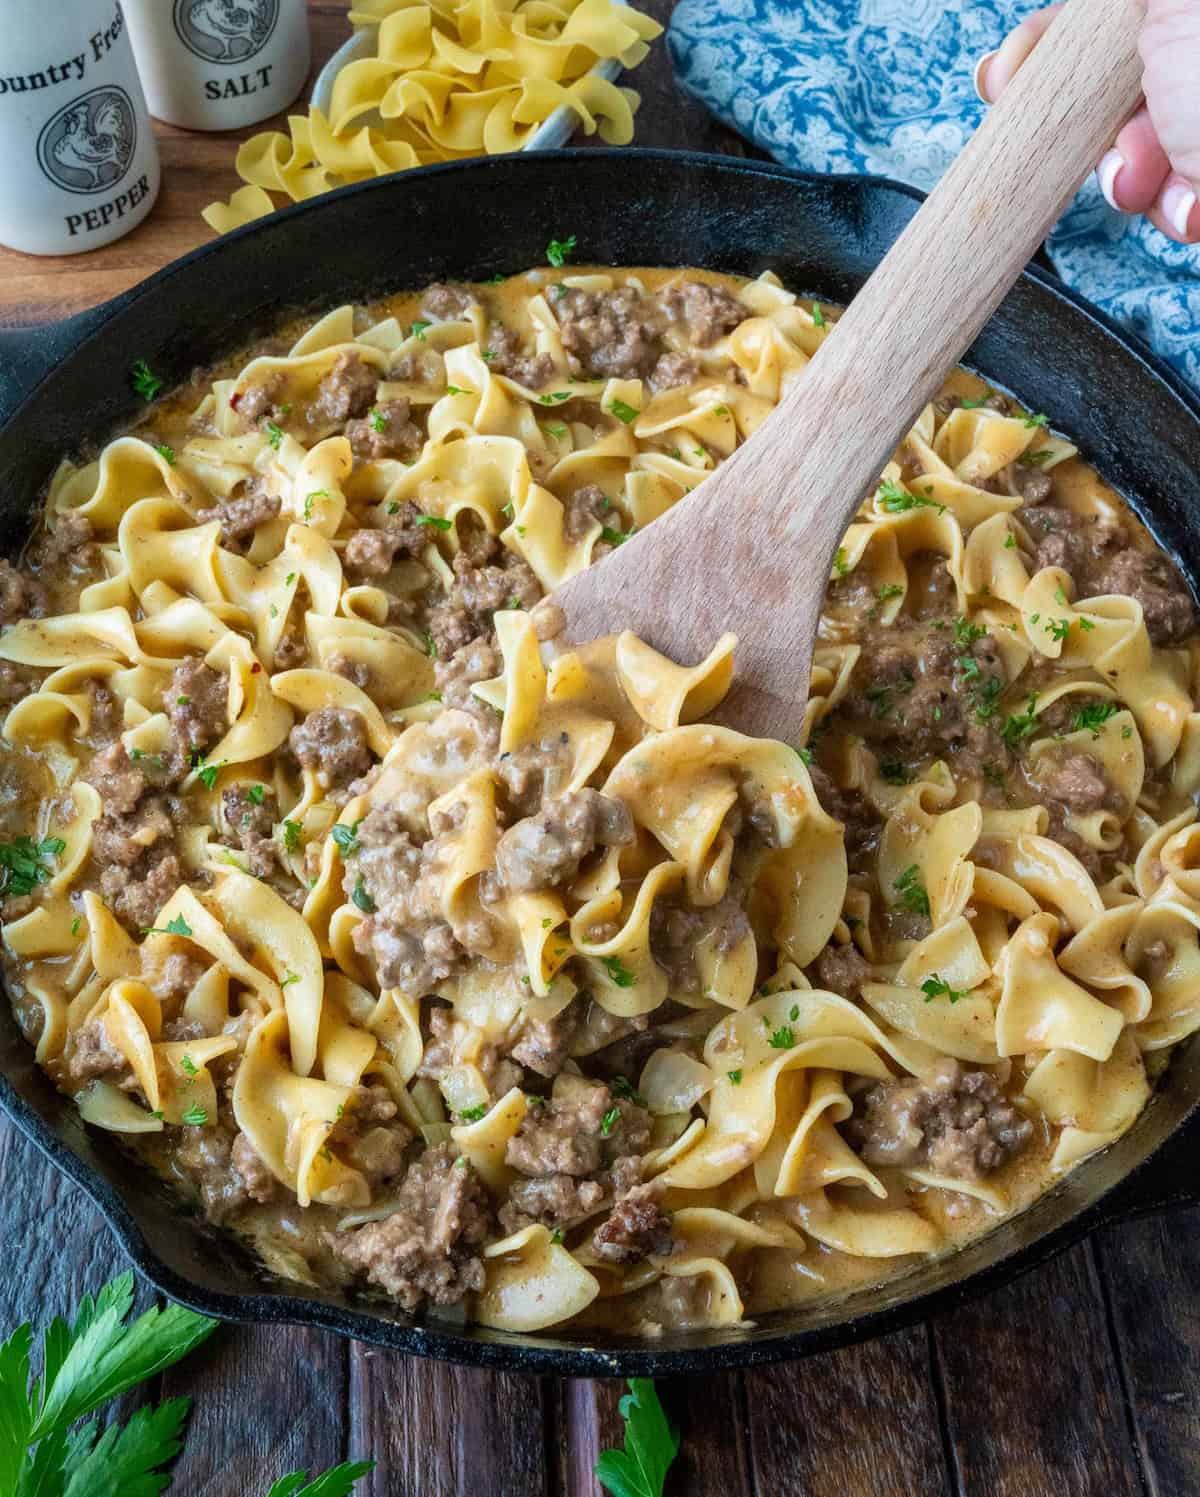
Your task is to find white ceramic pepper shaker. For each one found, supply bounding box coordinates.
[0,0,160,257]
[122,0,311,131]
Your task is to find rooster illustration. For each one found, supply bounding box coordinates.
[50,97,130,190]
[186,0,270,60]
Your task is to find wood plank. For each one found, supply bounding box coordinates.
[932,1243,1142,1497]
[349,1348,550,1497]
[745,1327,947,1497]
[555,1374,754,1497]
[161,1324,347,1495]
[1096,1210,1200,1497]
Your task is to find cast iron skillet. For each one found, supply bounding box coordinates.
[0,150,1198,1378]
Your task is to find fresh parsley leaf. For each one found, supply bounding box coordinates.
[165,914,192,938]
[958,397,988,409]
[953,616,987,649]
[546,234,577,268]
[537,391,572,405]
[894,864,931,918]
[71,917,82,937]
[601,955,635,988]
[766,1025,795,1049]
[264,420,284,449]
[608,398,639,425]
[811,302,826,327]
[27,1272,216,1444]
[445,385,469,396]
[1022,411,1050,429]
[422,629,438,659]
[60,1394,192,1497]
[921,972,967,1004]
[1001,693,1040,747]
[1019,448,1055,467]
[833,548,850,577]
[130,361,163,401]
[1044,616,1071,643]
[410,320,431,341]
[194,760,224,791]
[0,836,65,898]
[877,479,946,515]
[877,583,904,602]
[415,514,452,530]
[726,1069,743,1085]
[282,819,303,854]
[458,1105,488,1123]
[368,408,387,434]
[351,878,375,913]
[265,1461,376,1497]
[544,422,568,438]
[1004,533,1017,549]
[179,1055,198,1078]
[180,1103,208,1126]
[331,821,362,856]
[1072,701,1118,737]
[304,490,329,521]
[609,1076,646,1107]
[879,760,912,785]
[550,1228,565,1245]
[153,443,175,465]
[246,784,265,806]
[280,971,300,988]
[599,1106,620,1138]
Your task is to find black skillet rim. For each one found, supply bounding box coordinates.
[1,148,1198,1377]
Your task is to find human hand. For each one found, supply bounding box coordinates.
[975,0,1200,243]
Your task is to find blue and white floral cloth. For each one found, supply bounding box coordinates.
[668,0,1200,390]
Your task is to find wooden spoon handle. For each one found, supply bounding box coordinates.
[552,0,1145,741]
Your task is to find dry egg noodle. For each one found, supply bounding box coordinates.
[203,0,661,234]
[1,261,1197,1337]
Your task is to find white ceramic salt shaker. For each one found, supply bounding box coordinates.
[123,0,311,131]
[0,0,160,257]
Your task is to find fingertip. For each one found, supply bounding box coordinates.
[1159,178,1200,243]
[1110,107,1172,214]
[973,50,998,105]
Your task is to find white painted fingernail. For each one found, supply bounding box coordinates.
[973,51,997,104]
[1162,180,1199,238]
[1096,149,1126,211]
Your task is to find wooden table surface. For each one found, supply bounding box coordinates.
[2,4,1199,1494]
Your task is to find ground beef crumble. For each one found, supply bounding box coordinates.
[290,707,373,788]
[331,1143,492,1311]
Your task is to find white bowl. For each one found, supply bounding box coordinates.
[311,26,623,153]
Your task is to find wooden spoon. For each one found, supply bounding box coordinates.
[551,0,1146,742]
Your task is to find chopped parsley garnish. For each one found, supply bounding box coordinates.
[422,690,443,704]
[141,912,193,938]
[1022,411,1050,429]
[445,385,469,396]
[766,1025,795,1050]
[154,443,175,465]
[546,234,577,267]
[796,745,813,766]
[811,303,826,327]
[727,1069,743,1084]
[1122,724,1134,739]
[1001,693,1041,746]
[303,490,326,521]
[958,397,988,409]
[481,349,496,362]
[1071,701,1119,737]
[544,422,568,438]
[1044,617,1071,642]
[608,398,640,425]
[863,671,913,719]
[179,1055,199,1078]
[71,916,82,937]
[982,761,1006,787]
[969,674,1004,724]
[550,1228,565,1244]
[194,760,224,791]
[282,819,303,854]
[880,760,912,785]
[878,479,946,515]
[264,420,284,449]
[180,1103,209,1126]
[129,748,165,768]
[247,783,265,805]
[921,973,967,1004]
[1079,617,1095,632]
[1019,448,1055,467]
[280,971,301,987]
[368,408,387,434]
[599,1106,621,1137]
[1004,533,1017,549]
[416,514,452,530]
[351,877,375,913]
[832,548,850,577]
[610,1076,646,1107]
[537,391,572,405]
[894,864,931,918]
[953,616,987,649]
[422,628,438,658]
[877,583,905,602]
[131,360,163,401]
[410,319,431,340]
[285,572,296,586]
[0,836,65,898]
[601,954,635,988]
[331,819,363,856]
[459,1104,488,1122]
[600,525,634,547]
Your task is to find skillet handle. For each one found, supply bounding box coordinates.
[1098,1107,1200,1222]
[0,303,120,430]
